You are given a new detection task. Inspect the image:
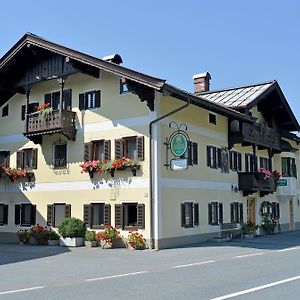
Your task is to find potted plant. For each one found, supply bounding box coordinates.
[127,231,146,250]
[30,224,48,245]
[261,215,277,234]
[85,230,98,247]
[17,229,31,244]
[96,225,121,248]
[57,217,85,247]
[48,229,60,246]
[241,221,259,239]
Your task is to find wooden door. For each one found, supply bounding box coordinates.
[247,197,256,223]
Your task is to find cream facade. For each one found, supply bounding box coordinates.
[0,33,299,249]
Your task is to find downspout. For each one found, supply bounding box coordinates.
[149,95,190,250]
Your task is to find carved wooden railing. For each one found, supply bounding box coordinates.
[24,110,76,141]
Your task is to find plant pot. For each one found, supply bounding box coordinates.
[244,234,255,239]
[59,237,84,247]
[29,237,38,246]
[48,240,60,246]
[85,240,98,247]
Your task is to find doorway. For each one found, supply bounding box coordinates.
[247,197,256,223]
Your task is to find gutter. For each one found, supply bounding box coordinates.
[149,95,190,250]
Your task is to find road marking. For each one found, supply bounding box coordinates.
[278,246,300,252]
[173,260,215,269]
[85,271,148,282]
[232,252,263,259]
[0,286,44,295]
[209,275,300,300]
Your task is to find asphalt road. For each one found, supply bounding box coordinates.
[1,231,300,300]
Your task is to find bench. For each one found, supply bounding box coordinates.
[220,222,242,239]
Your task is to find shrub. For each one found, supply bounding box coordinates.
[48,230,60,240]
[17,229,31,243]
[127,231,146,250]
[57,217,86,238]
[85,230,96,241]
[30,224,48,240]
[241,221,259,235]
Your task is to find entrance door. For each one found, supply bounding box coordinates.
[289,200,294,230]
[247,197,256,223]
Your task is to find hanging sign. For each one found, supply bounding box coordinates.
[170,159,188,171]
[277,179,287,186]
[170,132,188,157]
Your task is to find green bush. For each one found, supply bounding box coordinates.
[85,230,96,241]
[48,230,60,240]
[57,217,86,238]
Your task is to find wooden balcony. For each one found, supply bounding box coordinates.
[24,110,76,143]
[238,172,276,197]
[229,121,281,151]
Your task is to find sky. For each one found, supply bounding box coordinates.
[0,0,299,125]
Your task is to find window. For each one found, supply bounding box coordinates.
[208,202,223,225]
[17,149,38,169]
[209,113,216,125]
[115,203,145,229]
[245,153,256,172]
[44,89,72,110]
[281,157,297,177]
[271,202,280,220]
[15,204,36,226]
[120,80,129,94]
[260,157,269,169]
[207,146,217,169]
[230,202,243,223]
[79,90,101,110]
[217,147,229,173]
[83,203,111,229]
[84,140,111,161]
[0,151,10,167]
[260,201,271,216]
[115,136,144,161]
[2,104,8,117]
[47,203,71,227]
[0,204,8,225]
[21,103,39,120]
[229,151,242,172]
[181,202,199,228]
[53,141,67,168]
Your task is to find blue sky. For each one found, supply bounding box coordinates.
[0,0,299,125]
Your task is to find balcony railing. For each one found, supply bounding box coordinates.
[238,172,276,197]
[229,121,281,151]
[24,110,76,142]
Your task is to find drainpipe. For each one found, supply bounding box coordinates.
[149,96,190,250]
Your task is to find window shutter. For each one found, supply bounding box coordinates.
[15,205,20,225]
[47,204,53,226]
[229,152,233,170]
[16,151,23,169]
[136,136,144,161]
[83,204,91,227]
[188,141,193,166]
[3,205,8,225]
[230,203,234,222]
[137,204,145,229]
[239,203,243,223]
[192,142,198,165]
[95,90,101,108]
[181,203,185,227]
[271,202,275,219]
[63,89,72,110]
[32,148,38,169]
[104,204,111,226]
[79,93,85,111]
[115,139,123,160]
[30,205,36,225]
[245,154,249,172]
[219,203,223,224]
[237,153,242,171]
[208,203,212,225]
[115,204,123,229]
[217,148,222,169]
[21,105,26,121]
[44,93,51,106]
[207,146,211,167]
[194,203,199,226]
[223,149,229,173]
[5,151,10,168]
[104,140,111,160]
[292,159,297,178]
[65,204,71,218]
[84,143,91,162]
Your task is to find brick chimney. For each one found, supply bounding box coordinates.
[193,72,211,95]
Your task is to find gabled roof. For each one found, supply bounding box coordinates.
[199,80,300,132]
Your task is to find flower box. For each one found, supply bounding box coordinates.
[59,237,84,247]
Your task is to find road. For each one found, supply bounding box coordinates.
[1,231,300,299]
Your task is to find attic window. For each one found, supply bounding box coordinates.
[120,80,129,94]
[209,113,216,125]
[2,104,8,117]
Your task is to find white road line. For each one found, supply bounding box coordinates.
[278,246,300,252]
[0,286,44,295]
[173,260,215,269]
[209,275,300,300]
[232,253,263,259]
[85,271,148,282]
